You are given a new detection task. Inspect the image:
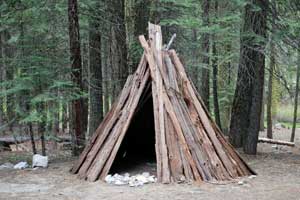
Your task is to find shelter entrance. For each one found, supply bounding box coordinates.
[109,81,157,175]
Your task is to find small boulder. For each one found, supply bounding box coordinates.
[32,154,48,168]
[14,161,29,169]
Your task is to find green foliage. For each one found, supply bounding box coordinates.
[277,103,300,123]
[0,0,84,132]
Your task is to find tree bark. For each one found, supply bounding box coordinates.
[243,0,267,154]
[0,29,3,124]
[212,0,221,130]
[110,0,128,100]
[2,30,15,131]
[200,0,210,110]
[28,122,37,154]
[267,36,275,139]
[38,105,47,156]
[88,18,103,138]
[291,49,300,142]
[260,87,265,131]
[68,0,85,155]
[125,0,151,73]
[230,0,267,152]
[103,36,111,114]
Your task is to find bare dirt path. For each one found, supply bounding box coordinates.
[1,128,300,200]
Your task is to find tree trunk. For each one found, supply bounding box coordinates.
[291,50,300,142]
[260,90,265,131]
[212,0,221,130]
[2,30,15,131]
[0,29,3,124]
[243,1,267,154]
[68,0,85,155]
[36,96,47,156]
[190,29,199,87]
[110,0,128,100]
[103,36,110,114]
[28,122,37,154]
[222,44,232,134]
[88,18,103,138]
[230,0,267,152]
[267,36,275,139]
[200,0,210,110]
[81,41,89,139]
[125,0,151,73]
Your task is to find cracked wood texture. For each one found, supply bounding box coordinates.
[71,23,254,183]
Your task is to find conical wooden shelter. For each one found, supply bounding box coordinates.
[71,23,254,183]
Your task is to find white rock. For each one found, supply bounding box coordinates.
[136,174,148,184]
[113,173,122,179]
[105,175,114,184]
[32,154,48,168]
[13,162,29,169]
[248,175,257,179]
[147,175,156,183]
[0,162,14,170]
[105,172,156,187]
[129,180,144,187]
[142,172,150,178]
[178,175,186,183]
[123,176,130,182]
[115,180,126,185]
[237,181,244,185]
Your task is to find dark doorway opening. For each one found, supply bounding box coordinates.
[109,81,157,175]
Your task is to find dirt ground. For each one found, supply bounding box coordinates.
[1,128,300,200]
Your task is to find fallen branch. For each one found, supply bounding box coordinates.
[258,137,295,147]
[165,34,177,50]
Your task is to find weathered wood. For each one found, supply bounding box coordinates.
[149,23,170,184]
[71,24,254,184]
[188,68,254,176]
[139,25,170,183]
[99,69,151,180]
[163,92,202,182]
[76,74,134,179]
[71,97,118,174]
[77,55,146,179]
[165,53,229,180]
[258,138,295,147]
[169,50,240,178]
[165,113,184,181]
[86,59,149,181]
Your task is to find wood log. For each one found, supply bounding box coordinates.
[165,113,184,181]
[258,138,295,147]
[165,53,229,181]
[169,50,241,178]
[99,69,151,180]
[163,92,202,182]
[71,24,255,183]
[71,98,118,174]
[187,65,255,176]
[139,26,171,183]
[87,59,149,181]
[78,55,147,179]
[77,74,134,179]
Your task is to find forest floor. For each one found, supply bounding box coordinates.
[0,128,300,200]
